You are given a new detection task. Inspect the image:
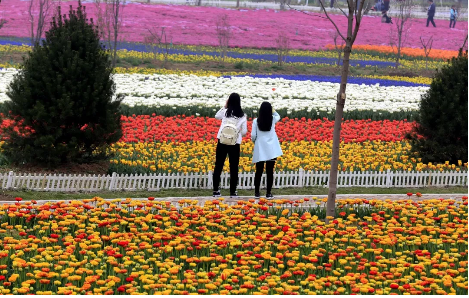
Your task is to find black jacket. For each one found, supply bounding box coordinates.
[428,3,436,17]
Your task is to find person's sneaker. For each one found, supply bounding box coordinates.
[230,191,238,198]
[266,193,274,199]
[213,190,221,197]
[254,192,260,199]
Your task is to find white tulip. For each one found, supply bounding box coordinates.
[0,70,429,113]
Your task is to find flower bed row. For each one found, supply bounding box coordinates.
[1,39,458,62]
[120,115,414,143]
[0,71,428,114]
[332,44,460,61]
[112,74,426,113]
[3,113,465,174]
[0,197,467,295]
[0,44,446,70]
[107,140,466,174]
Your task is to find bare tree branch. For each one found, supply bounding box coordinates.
[275,31,290,66]
[286,4,328,20]
[317,1,347,42]
[389,0,413,68]
[337,6,349,18]
[330,30,344,66]
[462,34,468,50]
[216,14,231,62]
[28,0,55,47]
[0,19,6,30]
[93,0,126,68]
[420,35,433,70]
[144,27,172,67]
[351,0,368,43]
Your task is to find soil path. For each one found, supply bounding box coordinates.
[1,193,466,205]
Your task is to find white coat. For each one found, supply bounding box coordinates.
[251,112,283,164]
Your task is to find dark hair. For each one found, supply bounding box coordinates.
[225,93,244,118]
[257,101,273,132]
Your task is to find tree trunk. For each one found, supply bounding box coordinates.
[396,36,401,68]
[112,1,120,68]
[326,42,351,221]
[237,0,240,7]
[29,1,35,47]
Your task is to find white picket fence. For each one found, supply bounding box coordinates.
[0,169,466,192]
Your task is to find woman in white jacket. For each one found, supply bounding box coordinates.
[213,93,247,198]
[251,101,283,199]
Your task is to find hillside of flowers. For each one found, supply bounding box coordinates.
[0,1,466,51]
[0,196,467,295]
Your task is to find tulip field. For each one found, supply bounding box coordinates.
[0,1,468,296]
[0,43,467,175]
[0,196,467,295]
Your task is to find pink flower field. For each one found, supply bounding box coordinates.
[1,0,466,51]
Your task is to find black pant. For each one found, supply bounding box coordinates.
[427,15,436,27]
[330,0,334,8]
[450,19,456,28]
[213,140,240,193]
[254,159,276,194]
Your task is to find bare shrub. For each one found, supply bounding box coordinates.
[216,14,231,62]
[389,0,413,68]
[144,27,172,67]
[28,0,56,47]
[330,30,344,66]
[275,31,290,66]
[419,35,433,70]
[94,0,126,68]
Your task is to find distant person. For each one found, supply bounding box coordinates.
[450,5,457,28]
[213,93,247,198]
[381,10,393,24]
[382,0,390,12]
[251,102,283,199]
[427,0,436,27]
[372,0,382,11]
[330,0,335,8]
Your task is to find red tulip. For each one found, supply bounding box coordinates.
[117,241,129,247]
[114,115,417,144]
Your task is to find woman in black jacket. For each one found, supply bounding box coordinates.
[427,0,436,27]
